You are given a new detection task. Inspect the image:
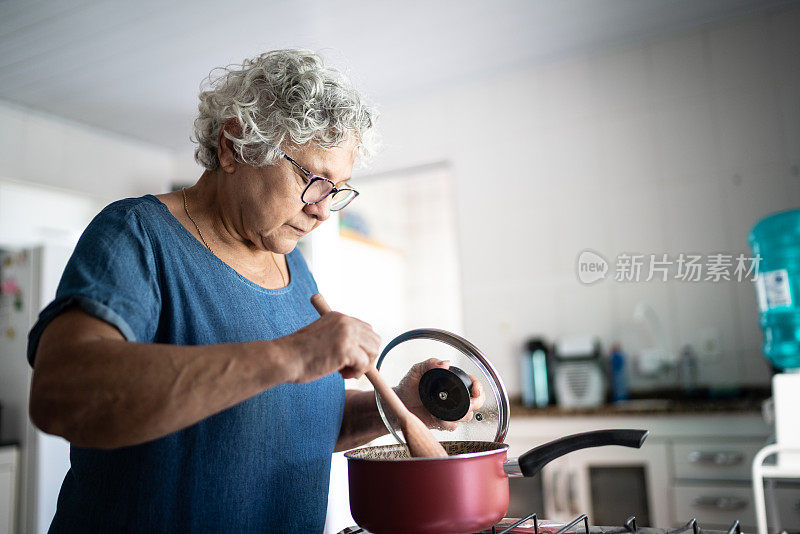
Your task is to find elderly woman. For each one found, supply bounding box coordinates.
[26,49,482,533]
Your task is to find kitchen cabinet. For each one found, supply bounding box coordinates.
[671,437,772,530]
[673,485,755,528]
[505,413,772,530]
[0,445,18,534]
[671,440,765,481]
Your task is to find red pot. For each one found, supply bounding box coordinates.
[345,429,648,534]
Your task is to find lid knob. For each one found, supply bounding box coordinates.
[418,366,473,421]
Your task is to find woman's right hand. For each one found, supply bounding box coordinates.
[275,311,381,383]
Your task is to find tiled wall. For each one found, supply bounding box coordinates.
[367,5,800,394]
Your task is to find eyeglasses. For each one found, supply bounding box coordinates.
[280,151,359,211]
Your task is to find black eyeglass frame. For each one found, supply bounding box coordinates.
[280,151,359,211]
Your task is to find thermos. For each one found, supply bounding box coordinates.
[521,338,552,407]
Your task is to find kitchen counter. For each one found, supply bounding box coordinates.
[510,388,770,417]
[504,407,775,531]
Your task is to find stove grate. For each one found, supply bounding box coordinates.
[337,514,747,534]
[492,513,539,534]
[554,514,590,534]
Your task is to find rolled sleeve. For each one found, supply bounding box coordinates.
[27,202,161,366]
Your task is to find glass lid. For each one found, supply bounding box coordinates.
[375,328,510,445]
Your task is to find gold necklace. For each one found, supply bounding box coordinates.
[181,188,287,287]
[182,187,214,254]
[270,251,287,287]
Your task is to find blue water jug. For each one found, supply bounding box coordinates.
[749,208,800,371]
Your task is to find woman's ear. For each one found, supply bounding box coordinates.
[217,119,242,173]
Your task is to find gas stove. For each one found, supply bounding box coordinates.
[337,513,746,534]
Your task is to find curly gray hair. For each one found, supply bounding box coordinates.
[192,49,378,171]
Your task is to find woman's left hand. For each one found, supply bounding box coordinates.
[395,358,485,432]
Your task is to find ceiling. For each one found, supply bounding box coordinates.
[0,0,795,152]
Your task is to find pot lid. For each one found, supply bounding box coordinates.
[375,328,510,445]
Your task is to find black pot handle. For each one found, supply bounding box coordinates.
[517,429,649,477]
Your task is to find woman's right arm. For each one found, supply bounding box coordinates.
[29,307,380,450]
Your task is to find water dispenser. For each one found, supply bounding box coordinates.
[749,208,800,469]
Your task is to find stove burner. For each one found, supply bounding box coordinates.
[336,514,746,534]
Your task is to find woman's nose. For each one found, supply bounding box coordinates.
[303,196,332,221]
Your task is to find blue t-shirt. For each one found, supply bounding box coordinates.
[27,195,345,533]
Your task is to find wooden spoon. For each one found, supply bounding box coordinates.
[310,293,448,458]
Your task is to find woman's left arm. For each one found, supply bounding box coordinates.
[334,389,387,452]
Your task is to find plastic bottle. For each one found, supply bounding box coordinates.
[678,344,697,396]
[749,208,800,371]
[609,343,629,402]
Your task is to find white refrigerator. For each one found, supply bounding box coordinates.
[0,246,71,534]
[0,179,105,534]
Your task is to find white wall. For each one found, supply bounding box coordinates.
[361,5,800,394]
[4,6,798,399]
[0,100,173,200]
